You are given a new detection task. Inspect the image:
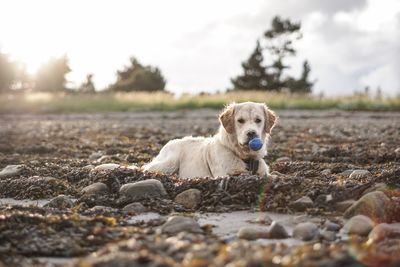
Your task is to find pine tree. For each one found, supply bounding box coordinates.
[231,41,270,90]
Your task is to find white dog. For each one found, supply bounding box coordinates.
[142,102,277,179]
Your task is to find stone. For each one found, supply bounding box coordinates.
[247,214,273,225]
[268,221,289,239]
[394,147,400,155]
[293,222,319,241]
[0,165,24,178]
[82,164,95,171]
[362,183,389,196]
[321,169,331,176]
[160,216,202,235]
[289,196,314,212]
[349,170,371,179]
[81,182,108,195]
[89,151,103,161]
[339,169,355,176]
[324,220,341,232]
[342,215,374,236]
[122,202,147,214]
[321,230,336,241]
[368,223,400,242]
[335,200,356,213]
[343,191,391,222]
[44,195,74,209]
[119,179,167,201]
[275,157,291,163]
[94,163,121,171]
[174,189,202,209]
[90,206,117,213]
[238,227,269,240]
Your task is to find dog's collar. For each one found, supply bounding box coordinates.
[243,158,259,175]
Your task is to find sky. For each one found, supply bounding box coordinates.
[0,0,399,96]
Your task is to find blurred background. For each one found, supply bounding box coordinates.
[0,0,399,112]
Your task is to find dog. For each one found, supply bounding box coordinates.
[142,102,277,179]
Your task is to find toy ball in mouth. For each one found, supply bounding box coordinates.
[248,138,263,151]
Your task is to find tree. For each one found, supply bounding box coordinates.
[34,56,71,92]
[78,74,96,93]
[286,60,313,93]
[0,51,17,92]
[110,57,166,92]
[231,41,270,90]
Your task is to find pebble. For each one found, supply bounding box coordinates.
[349,169,371,179]
[293,222,319,241]
[321,230,336,241]
[174,189,202,209]
[268,221,289,239]
[324,220,341,232]
[122,202,147,214]
[275,157,291,163]
[82,164,95,171]
[94,163,121,171]
[343,191,391,221]
[44,195,74,209]
[160,216,203,235]
[321,169,331,176]
[119,179,167,201]
[89,151,103,161]
[0,165,24,178]
[338,169,354,176]
[289,196,314,212]
[394,147,400,155]
[335,200,356,213]
[237,227,269,240]
[89,206,117,213]
[247,214,273,225]
[81,182,108,195]
[342,215,374,236]
[368,223,400,242]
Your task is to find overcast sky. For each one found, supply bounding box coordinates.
[0,0,399,95]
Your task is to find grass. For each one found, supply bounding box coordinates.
[0,91,399,113]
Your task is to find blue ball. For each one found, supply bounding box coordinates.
[249,138,263,151]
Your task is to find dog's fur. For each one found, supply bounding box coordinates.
[142,102,277,179]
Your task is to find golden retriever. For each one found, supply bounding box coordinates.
[142,102,277,179]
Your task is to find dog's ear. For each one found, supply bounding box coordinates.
[219,104,235,134]
[263,104,277,134]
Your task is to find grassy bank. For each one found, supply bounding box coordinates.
[1,91,399,113]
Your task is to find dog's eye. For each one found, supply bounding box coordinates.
[255,118,262,123]
[237,118,245,124]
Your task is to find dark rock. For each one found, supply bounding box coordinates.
[289,196,314,212]
[119,179,167,201]
[324,220,341,232]
[122,202,147,214]
[238,227,269,240]
[82,182,109,195]
[174,189,202,209]
[335,200,356,213]
[293,222,319,241]
[342,215,374,236]
[268,221,289,239]
[44,195,74,209]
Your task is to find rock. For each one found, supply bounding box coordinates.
[247,214,273,225]
[268,221,289,239]
[174,189,202,209]
[0,165,24,178]
[81,182,108,195]
[335,200,356,213]
[275,157,291,163]
[349,169,371,179]
[94,163,121,171]
[237,227,269,240]
[342,215,374,236]
[89,206,117,213]
[321,169,331,176]
[362,183,389,195]
[368,223,400,242]
[321,230,336,241]
[324,220,341,232]
[119,179,167,201]
[82,164,95,171]
[394,147,400,155]
[343,191,391,221]
[339,169,355,176]
[293,222,319,241]
[44,195,74,209]
[289,196,314,212]
[160,216,202,235]
[89,151,103,161]
[122,202,147,214]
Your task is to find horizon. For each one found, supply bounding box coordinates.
[1,0,399,96]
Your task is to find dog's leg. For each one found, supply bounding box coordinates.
[257,159,270,176]
[142,140,180,175]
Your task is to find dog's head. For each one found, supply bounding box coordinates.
[219,102,277,155]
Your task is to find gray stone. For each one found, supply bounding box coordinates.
[122,202,147,214]
[321,230,336,241]
[338,169,355,176]
[335,200,356,213]
[342,215,374,236]
[268,221,289,239]
[275,157,291,163]
[321,169,331,176]
[289,196,314,212]
[362,183,389,196]
[0,165,24,178]
[247,214,273,225]
[238,227,269,240]
[368,223,400,242]
[44,195,74,209]
[81,182,108,195]
[94,163,121,171]
[90,206,117,213]
[349,170,371,179]
[160,216,202,234]
[395,147,400,155]
[89,151,103,161]
[174,189,202,209]
[119,179,167,201]
[293,222,320,241]
[324,220,341,232]
[82,164,95,171]
[344,191,391,221]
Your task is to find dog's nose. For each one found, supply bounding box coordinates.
[247,131,257,139]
